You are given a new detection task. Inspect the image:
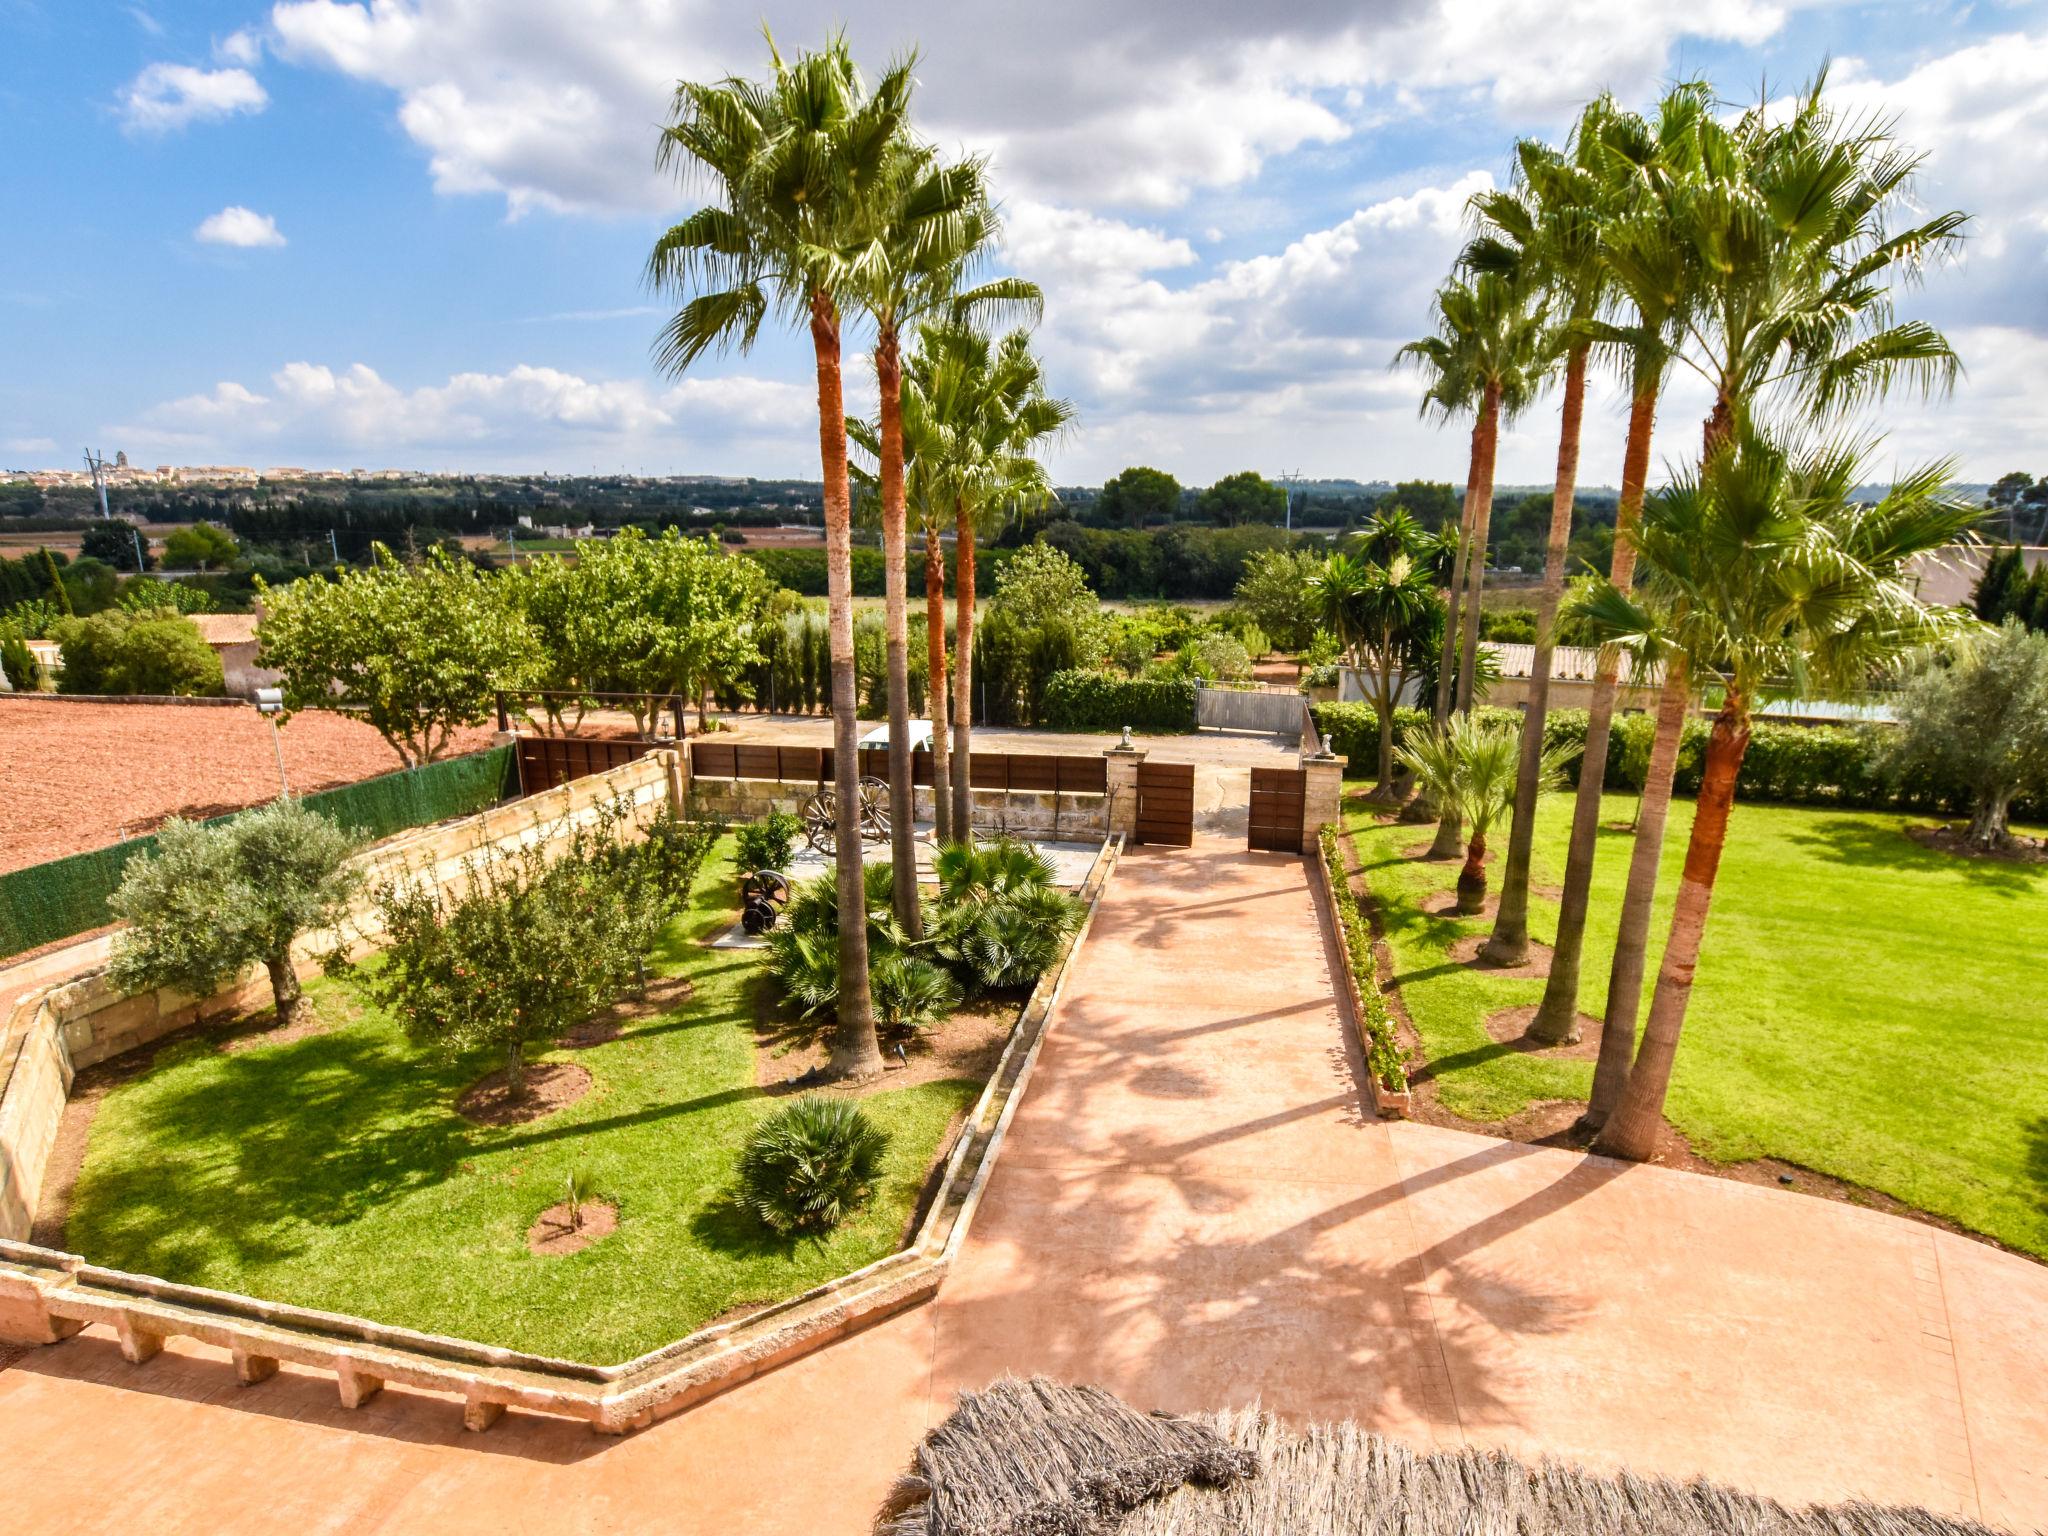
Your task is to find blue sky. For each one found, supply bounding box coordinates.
[4,0,2045,487]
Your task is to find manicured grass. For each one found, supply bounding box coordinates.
[64,835,980,1363]
[1345,792,2048,1258]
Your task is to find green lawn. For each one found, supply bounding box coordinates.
[1346,793,2048,1258]
[64,836,979,1364]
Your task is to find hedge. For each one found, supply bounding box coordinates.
[1309,701,2030,820]
[1039,671,1198,732]
[0,744,516,961]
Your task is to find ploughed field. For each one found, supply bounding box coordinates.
[1346,795,2048,1260]
[0,698,496,872]
[56,837,983,1363]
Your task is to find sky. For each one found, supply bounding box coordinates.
[2,0,2045,490]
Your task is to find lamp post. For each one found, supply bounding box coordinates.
[255,687,290,799]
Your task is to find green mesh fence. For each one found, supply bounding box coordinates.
[0,745,515,961]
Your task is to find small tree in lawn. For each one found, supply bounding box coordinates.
[1887,619,2048,849]
[256,543,538,767]
[355,800,713,1097]
[109,800,360,1030]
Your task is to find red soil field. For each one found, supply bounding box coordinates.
[0,699,496,873]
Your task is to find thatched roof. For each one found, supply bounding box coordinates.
[885,1381,2018,1536]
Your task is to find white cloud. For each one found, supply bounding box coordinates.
[119,63,268,133]
[264,0,1810,215]
[195,206,287,248]
[217,28,265,66]
[4,437,58,457]
[125,360,821,470]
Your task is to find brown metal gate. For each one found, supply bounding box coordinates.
[1134,760,1195,847]
[1247,765,1307,852]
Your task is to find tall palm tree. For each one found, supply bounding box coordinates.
[1580,76,1967,1120]
[939,331,1073,838]
[647,32,905,1081]
[1468,103,1617,968]
[1589,433,1978,1161]
[1531,82,1712,1046]
[1310,530,1439,798]
[1396,271,1550,855]
[849,139,1041,934]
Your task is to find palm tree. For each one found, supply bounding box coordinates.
[1398,715,1555,914]
[1467,103,1617,968]
[1590,432,1978,1161]
[1310,530,1439,797]
[647,32,905,1081]
[848,138,1041,934]
[937,331,1073,837]
[1580,76,1967,1119]
[1396,271,1551,855]
[1530,82,1713,1045]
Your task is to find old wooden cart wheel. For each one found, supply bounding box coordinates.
[801,789,837,855]
[857,775,890,845]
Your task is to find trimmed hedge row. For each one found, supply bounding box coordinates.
[1039,671,1198,733]
[1320,824,1405,1094]
[1309,701,2033,820]
[0,744,516,961]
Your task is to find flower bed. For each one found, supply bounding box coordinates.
[1316,824,1408,1115]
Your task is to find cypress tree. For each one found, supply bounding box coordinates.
[1974,544,2023,622]
[38,547,73,615]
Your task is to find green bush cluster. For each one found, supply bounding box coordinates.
[764,839,1083,1030]
[1039,671,1198,732]
[1309,700,2035,819]
[54,607,223,697]
[1319,826,1405,1094]
[736,1096,891,1234]
[734,811,802,874]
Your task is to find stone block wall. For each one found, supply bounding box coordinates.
[685,776,1108,841]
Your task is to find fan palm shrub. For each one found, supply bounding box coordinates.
[1400,716,1565,915]
[929,838,1082,991]
[737,1096,891,1234]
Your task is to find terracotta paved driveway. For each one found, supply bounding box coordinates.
[3,839,2045,1532]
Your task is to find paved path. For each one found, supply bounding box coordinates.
[4,840,2046,1532]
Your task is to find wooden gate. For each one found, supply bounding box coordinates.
[1247,765,1307,853]
[1134,760,1195,847]
[515,735,657,795]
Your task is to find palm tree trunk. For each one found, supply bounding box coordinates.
[1532,373,1658,1042]
[950,497,977,841]
[1456,379,1504,715]
[1596,697,1750,1161]
[923,522,954,845]
[1435,429,1481,724]
[1484,345,1588,971]
[875,325,920,939]
[1457,831,1489,915]
[1583,653,1689,1128]
[809,292,881,1081]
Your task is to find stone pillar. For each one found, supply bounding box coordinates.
[1299,751,1343,854]
[1102,744,1146,840]
[660,745,689,812]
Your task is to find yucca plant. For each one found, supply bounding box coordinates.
[737,1096,891,1234]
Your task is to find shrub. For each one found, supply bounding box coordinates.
[734,810,802,874]
[108,799,360,1029]
[763,864,911,1019]
[929,840,1083,992]
[1040,670,1197,732]
[872,952,962,1031]
[1,629,42,691]
[54,608,223,696]
[736,1096,891,1233]
[1320,826,1404,1094]
[349,796,709,1095]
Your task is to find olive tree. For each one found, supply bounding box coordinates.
[1887,619,2048,849]
[256,544,538,766]
[109,800,361,1029]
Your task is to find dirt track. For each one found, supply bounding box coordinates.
[0,699,495,872]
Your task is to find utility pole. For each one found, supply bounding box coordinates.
[328,528,340,563]
[1279,467,1303,532]
[130,526,147,573]
[83,448,112,520]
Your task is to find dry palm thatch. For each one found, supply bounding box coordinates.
[1120,1406,2018,1536]
[877,1377,1260,1536]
